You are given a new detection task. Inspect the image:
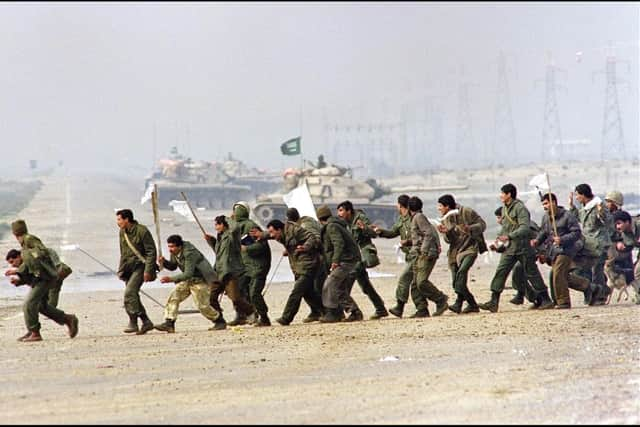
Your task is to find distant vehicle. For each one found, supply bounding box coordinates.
[253,158,468,228]
[144,148,279,210]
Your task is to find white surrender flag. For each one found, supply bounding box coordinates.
[283,180,317,220]
[140,182,154,205]
[528,172,550,191]
[168,200,196,222]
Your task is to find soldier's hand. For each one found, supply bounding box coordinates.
[10,276,19,285]
[157,256,165,265]
[372,225,380,234]
[143,272,153,282]
[497,235,509,242]
[249,229,263,239]
[530,239,537,248]
[568,192,574,207]
[356,219,366,230]
[4,268,17,276]
[294,244,306,253]
[436,224,447,233]
[159,276,171,284]
[282,250,288,257]
[553,236,561,246]
[204,233,214,242]
[616,242,626,251]
[330,262,339,271]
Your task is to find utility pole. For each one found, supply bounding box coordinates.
[593,42,630,161]
[494,51,517,160]
[535,51,566,162]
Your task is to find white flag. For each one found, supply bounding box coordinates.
[528,173,550,191]
[282,180,317,220]
[140,182,154,205]
[168,200,196,222]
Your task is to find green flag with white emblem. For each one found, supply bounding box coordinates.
[280,137,301,155]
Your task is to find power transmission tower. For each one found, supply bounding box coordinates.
[536,51,567,161]
[494,51,517,159]
[593,43,630,161]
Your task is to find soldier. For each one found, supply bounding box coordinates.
[407,196,450,317]
[231,201,272,327]
[611,210,640,303]
[116,209,157,335]
[479,184,554,313]
[568,183,613,305]
[435,194,486,314]
[252,219,324,325]
[316,204,362,323]
[336,200,389,320]
[530,193,604,309]
[604,191,624,216]
[153,235,221,333]
[5,220,78,342]
[372,195,429,318]
[205,215,255,330]
[287,207,325,322]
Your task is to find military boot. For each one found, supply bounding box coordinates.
[227,313,248,326]
[209,315,227,331]
[319,309,343,323]
[245,312,257,325]
[408,309,430,318]
[344,309,364,322]
[509,293,525,305]
[254,314,271,327]
[462,293,480,314]
[584,282,597,306]
[302,312,322,323]
[537,291,555,310]
[432,295,449,317]
[154,319,176,333]
[123,313,139,334]
[275,317,291,326]
[448,295,464,314]
[64,314,79,338]
[479,291,501,313]
[592,285,611,306]
[389,300,405,318]
[136,313,154,335]
[20,331,43,342]
[369,308,389,320]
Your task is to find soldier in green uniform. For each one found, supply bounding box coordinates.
[153,235,221,333]
[231,201,272,327]
[253,219,324,325]
[287,207,325,322]
[336,200,388,320]
[5,220,78,342]
[316,204,362,322]
[435,194,486,314]
[372,195,427,318]
[569,183,613,304]
[116,209,158,335]
[205,215,255,330]
[479,184,554,312]
[407,197,449,317]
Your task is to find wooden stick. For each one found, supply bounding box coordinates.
[545,173,559,237]
[179,191,207,235]
[151,184,163,262]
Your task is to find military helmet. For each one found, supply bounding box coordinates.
[604,191,623,207]
[316,204,332,220]
[232,201,251,215]
[11,219,28,236]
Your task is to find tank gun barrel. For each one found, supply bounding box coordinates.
[387,184,469,193]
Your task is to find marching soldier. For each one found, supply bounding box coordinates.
[336,200,388,320]
[373,195,430,318]
[153,235,221,333]
[435,194,486,314]
[611,210,640,303]
[479,184,554,313]
[407,196,450,317]
[116,209,157,335]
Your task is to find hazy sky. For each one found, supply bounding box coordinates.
[0,2,637,176]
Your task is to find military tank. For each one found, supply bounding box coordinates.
[144,147,254,210]
[253,160,468,228]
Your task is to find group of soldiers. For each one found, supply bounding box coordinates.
[4,181,639,341]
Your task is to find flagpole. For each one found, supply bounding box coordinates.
[299,104,304,170]
[545,173,558,237]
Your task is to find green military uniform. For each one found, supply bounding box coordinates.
[206,228,254,320]
[231,203,272,319]
[377,213,428,314]
[481,198,551,312]
[616,218,640,303]
[440,205,486,312]
[345,209,387,317]
[410,211,448,314]
[117,220,158,319]
[510,221,541,304]
[299,215,327,302]
[161,241,220,323]
[570,199,613,288]
[320,216,362,314]
[269,220,323,324]
[46,248,72,308]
